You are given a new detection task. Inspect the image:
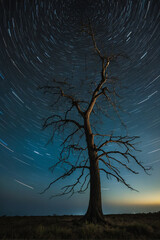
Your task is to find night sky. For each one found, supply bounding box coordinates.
[0,0,160,216]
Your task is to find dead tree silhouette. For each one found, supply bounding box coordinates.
[39,23,150,224]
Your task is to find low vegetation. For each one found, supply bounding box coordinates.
[0,212,160,239]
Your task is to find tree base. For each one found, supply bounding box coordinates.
[82,215,105,225]
[72,213,113,227]
[79,211,107,225]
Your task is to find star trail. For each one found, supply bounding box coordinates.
[0,0,160,216]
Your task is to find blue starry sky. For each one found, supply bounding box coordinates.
[0,0,160,216]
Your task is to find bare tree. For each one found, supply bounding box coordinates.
[39,23,150,224]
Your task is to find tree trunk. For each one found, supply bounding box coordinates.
[82,116,105,224]
[84,158,105,223]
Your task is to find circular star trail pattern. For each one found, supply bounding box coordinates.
[0,0,160,215]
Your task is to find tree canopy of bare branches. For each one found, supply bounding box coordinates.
[39,23,150,224]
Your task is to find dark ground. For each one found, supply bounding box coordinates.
[0,212,160,239]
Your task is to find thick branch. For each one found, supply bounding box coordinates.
[98,135,139,150]
[43,114,84,130]
[100,168,137,191]
[39,85,84,116]
[99,157,138,174]
[41,165,89,195]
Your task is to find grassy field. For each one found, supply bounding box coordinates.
[0,212,160,239]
